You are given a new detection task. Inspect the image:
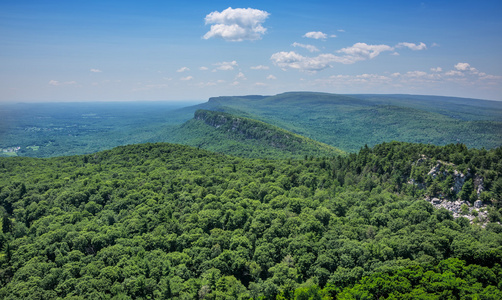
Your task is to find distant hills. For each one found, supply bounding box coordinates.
[1,92,501,157]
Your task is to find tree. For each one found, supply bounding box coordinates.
[459,179,474,202]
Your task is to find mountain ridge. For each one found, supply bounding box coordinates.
[161,109,344,159]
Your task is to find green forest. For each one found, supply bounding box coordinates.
[1,141,501,299]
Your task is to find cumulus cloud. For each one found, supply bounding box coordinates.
[203,7,270,41]
[90,69,102,73]
[213,60,238,71]
[177,67,190,72]
[303,31,328,40]
[396,42,427,50]
[292,42,319,52]
[250,65,269,70]
[180,76,193,81]
[449,62,480,76]
[267,75,277,80]
[270,51,340,72]
[235,72,247,80]
[431,67,442,72]
[337,43,394,62]
[455,62,474,71]
[199,66,209,71]
[271,43,396,72]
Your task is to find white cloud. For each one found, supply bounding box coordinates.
[267,75,277,80]
[337,43,394,62]
[180,76,193,81]
[404,71,428,78]
[292,42,319,52]
[90,68,102,73]
[396,42,427,50]
[270,51,340,72]
[199,79,227,87]
[303,31,328,40]
[213,60,238,71]
[203,7,270,41]
[235,72,247,80]
[451,62,479,75]
[199,66,209,71]
[49,80,76,86]
[330,34,337,38]
[337,29,345,32]
[271,43,395,72]
[177,67,190,72]
[250,65,269,70]
[445,70,464,77]
[431,67,442,72]
[454,62,472,71]
[199,82,216,87]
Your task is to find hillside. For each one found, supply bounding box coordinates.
[171,92,502,152]
[0,142,501,299]
[162,110,344,159]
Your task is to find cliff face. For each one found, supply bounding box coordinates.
[195,110,310,150]
[422,160,484,196]
[409,156,491,225]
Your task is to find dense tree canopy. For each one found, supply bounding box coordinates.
[0,142,501,299]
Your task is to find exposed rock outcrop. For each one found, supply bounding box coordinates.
[425,196,490,226]
[411,157,485,199]
[413,156,493,226]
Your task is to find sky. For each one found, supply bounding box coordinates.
[1,0,502,102]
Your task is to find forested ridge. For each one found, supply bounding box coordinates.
[0,142,501,299]
[188,92,502,152]
[163,110,344,159]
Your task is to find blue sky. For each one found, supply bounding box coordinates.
[1,0,501,102]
